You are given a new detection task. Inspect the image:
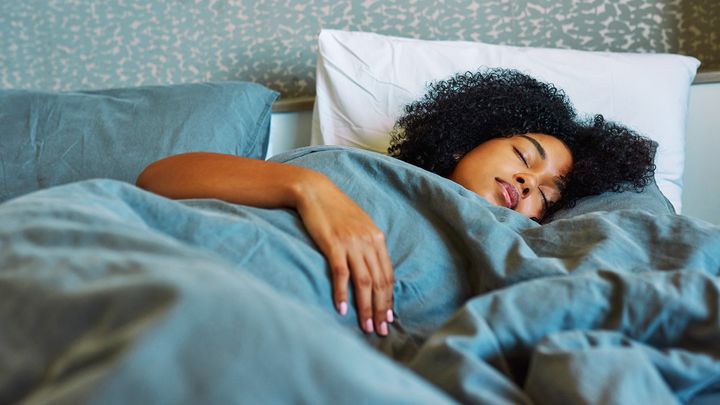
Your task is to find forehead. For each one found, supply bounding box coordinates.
[519,133,571,158]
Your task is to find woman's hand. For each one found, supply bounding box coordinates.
[136,152,394,336]
[294,172,395,337]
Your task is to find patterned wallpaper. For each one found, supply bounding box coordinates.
[1,0,717,98]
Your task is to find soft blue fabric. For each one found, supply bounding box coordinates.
[0,82,278,203]
[1,146,718,404]
[545,179,676,222]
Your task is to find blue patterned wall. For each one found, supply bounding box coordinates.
[1,0,717,97]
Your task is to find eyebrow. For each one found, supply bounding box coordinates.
[519,135,546,159]
[519,134,567,194]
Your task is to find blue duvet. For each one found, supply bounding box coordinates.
[1,146,718,404]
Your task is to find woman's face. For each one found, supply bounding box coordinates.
[448,133,573,221]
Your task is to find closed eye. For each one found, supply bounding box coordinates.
[513,147,528,167]
[540,188,548,210]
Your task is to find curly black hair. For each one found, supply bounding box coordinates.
[388,68,657,214]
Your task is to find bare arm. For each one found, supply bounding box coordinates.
[136,152,316,209]
[136,152,395,336]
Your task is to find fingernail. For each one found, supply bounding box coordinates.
[337,301,347,316]
[379,322,388,336]
[387,309,394,323]
[364,319,374,333]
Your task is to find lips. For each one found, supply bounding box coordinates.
[496,178,519,209]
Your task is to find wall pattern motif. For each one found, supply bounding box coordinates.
[1,0,717,98]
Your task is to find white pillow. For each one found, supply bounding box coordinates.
[312,29,700,212]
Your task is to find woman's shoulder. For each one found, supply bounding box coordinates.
[267,146,418,176]
[267,145,360,163]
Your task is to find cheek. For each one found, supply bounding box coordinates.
[449,172,500,207]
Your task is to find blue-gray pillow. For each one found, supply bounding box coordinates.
[544,180,676,223]
[0,82,278,203]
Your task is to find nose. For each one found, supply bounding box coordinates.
[513,173,538,197]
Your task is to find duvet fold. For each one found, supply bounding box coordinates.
[1,146,718,404]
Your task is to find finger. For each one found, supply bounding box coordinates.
[327,247,350,316]
[348,251,374,334]
[375,237,395,323]
[363,250,390,337]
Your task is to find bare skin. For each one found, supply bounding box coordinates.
[136,134,572,336]
[136,153,394,336]
[449,133,573,221]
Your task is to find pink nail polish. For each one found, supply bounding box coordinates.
[380,322,388,336]
[387,309,394,323]
[338,301,347,316]
[364,319,374,333]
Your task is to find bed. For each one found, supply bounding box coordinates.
[1,30,719,404]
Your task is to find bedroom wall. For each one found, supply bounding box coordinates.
[683,82,720,225]
[1,0,718,98]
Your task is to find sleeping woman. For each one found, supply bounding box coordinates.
[136,68,656,337]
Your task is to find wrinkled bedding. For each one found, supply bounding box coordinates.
[1,146,718,404]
